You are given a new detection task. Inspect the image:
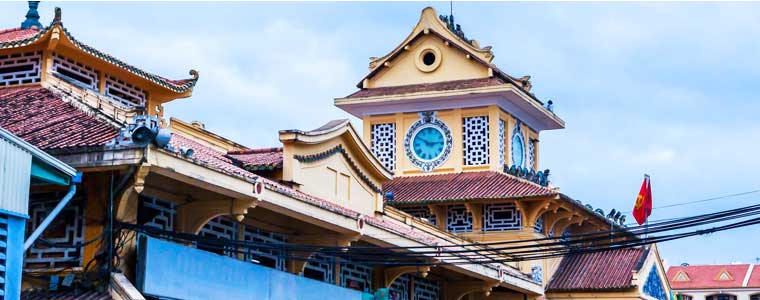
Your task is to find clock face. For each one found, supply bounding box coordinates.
[404,112,452,172]
[412,126,445,161]
[512,134,524,167]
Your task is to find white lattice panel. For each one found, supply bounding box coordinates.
[0,51,41,86]
[52,54,99,90]
[106,75,147,107]
[139,196,176,231]
[484,203,521,231]
[340,262,373,292]
[463,116,489,165]
[304,253,334,283]
[199,217,238,256]
[414,277,439,300]
[25,192,85,270]
[371,123,396,171]
[528,139,536,170]
[446,205,472,233]
[389,274,410,300]
[531,265,543,283]
[242,225,287,271]
[403,206,436,226]
[498,119,505,166]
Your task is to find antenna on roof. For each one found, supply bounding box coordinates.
[20,1,42,29]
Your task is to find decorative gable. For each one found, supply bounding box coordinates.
[715,269,734,281]
[673,270,691,282]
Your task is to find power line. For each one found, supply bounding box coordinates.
[623,189,760,214]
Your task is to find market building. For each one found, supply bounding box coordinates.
[0,2,672,300]
[667,264,760,300]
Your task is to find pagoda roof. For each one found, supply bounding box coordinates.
[0,11,198,94]
[226,147,284,171]
[383,171,557,205]
[345,77,507,99]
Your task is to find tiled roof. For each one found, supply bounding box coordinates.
[21,289,112,300]
[0,27,41,44]
[546,247,647,292]
[0,23,197,93]
[383,171,557,204]
[0,85,119,149]
[667,264,752,289]
[226,147,283,171]
[345,77,507,99]
[748,265,760,288]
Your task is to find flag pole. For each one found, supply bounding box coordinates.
[644,174,650,240]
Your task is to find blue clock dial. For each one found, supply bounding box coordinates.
[512,134,524,167]
[412,127,445,161]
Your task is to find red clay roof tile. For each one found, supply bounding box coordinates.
[0,85,119,149]
[383,171,556,204]
[0,27,41,44]
[748,265,760,288]
[345,77,507,99]
[667,264,751,289]
[226,147,283,170]
[546,247,647,292]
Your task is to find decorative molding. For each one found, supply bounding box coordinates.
[293,145,382,193]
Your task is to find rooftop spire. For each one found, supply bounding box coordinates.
[20,1,42,29]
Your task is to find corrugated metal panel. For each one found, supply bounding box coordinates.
[0,136,32,216]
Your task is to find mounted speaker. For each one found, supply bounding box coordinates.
[130,125,156,147]
[153,128,173,148]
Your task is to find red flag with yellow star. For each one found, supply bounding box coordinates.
[633,175,652,225]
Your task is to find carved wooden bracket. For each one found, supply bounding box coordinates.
[515,199,551,230]
[383,266,431,288]
[446,280,500,300]
[133,164,151,194]
[285,234,359,276]
[464,203,483,231]
[176,198,258,234]
[428,204,447,231]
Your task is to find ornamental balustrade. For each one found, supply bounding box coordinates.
[504,165,550,187]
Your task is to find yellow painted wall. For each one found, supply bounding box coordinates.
[363,105,539,176]
[368,35,490,88]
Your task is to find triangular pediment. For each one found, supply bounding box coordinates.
[359,7,499,89]
[715,268,733,281]
[673,270,690,282]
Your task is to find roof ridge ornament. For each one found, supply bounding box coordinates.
[438,13,471,44]
[51,6,62,26]
[21,1,43,29]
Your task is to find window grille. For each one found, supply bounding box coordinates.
[483,203,521,231]
[199,217,238,257]
[0,51,41,86]
[413,277,439,300]
[389,274,410,300]
[25,192,85,270]
[534,215,544,234]
[105,75,146,108]
[242,224,287,271]
[402,206,436,226]
[340,262,373,292]
[371,123,396,172]
[498,119,505,166]
[463,116,489,165]
[531,265,543,284]
[446,205,472,233]
[528,138,536,170]
[303,253,334,283]
[52,54,99,90]
[138,195,176,231]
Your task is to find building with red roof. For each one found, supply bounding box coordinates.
[667,264,760,300]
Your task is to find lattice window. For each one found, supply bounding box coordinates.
[242,224,287,271]
[25,192,85,270]
[52,54,99,90]
[643,267,668,300]
[534,215,544,234]
[463,116,489,165]
[402,206,436,226]
[340,262,373,292]
[483,203,521,231]
[389,274,410,300]
[199,217,238,257]
[0,51,41,86]
[498,119,505,166]
[446,205,472,233]
[531,265,543,284]
[138,195,176,231]
[414,277,439,300]
[371,123,396,172]
[304,253,334,283]
[528,138,536,171]
[105,75,147,108]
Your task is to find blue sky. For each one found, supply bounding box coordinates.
[3,2,759,266]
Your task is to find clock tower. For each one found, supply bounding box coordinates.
[335,7,564,179]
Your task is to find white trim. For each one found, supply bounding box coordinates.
[743,264,754,287]
[0,126,76,177]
